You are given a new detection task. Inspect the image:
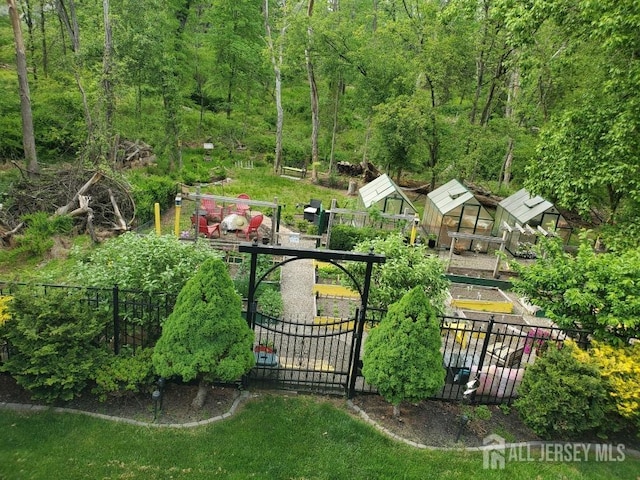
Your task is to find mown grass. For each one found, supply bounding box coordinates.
[198,162,356,214]
[0,394,637,480]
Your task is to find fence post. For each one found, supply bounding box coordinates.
[348,250,377,399]
[469,316,495,403]
[113,284,120,355]
[476,316,494,374]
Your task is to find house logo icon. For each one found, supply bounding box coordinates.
[482,433,506,469]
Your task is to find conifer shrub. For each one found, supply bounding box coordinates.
[579,341,640,434]
[152,258,254,401]
[92,347,155,402]
[514,340,610,439]
[362,287,445,415]
[0,287,108,402]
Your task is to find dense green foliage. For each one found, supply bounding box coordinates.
[328,224,389,251]
[152,258,254,384]
[11,212,73,257]
[91,347,156,402]
[521,0,640,238]
[256,286,284,318]
[128,174,179,226]
[346,233,449,313]
[2,0,640,245]
[362,287,445,408]
[512,235,640,344]
[70,231,221,294]
[0,287,108,402]
[581,341,640,434]
[514,341,611,439]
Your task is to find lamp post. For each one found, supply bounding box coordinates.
[152,389,161,421]
[455,378,480,443]
[152,377,166,421]
[174,194,182,237]
[157,377,166,411]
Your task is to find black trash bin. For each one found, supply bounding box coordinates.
[303,199,322,222]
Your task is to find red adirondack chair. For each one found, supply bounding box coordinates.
[191,215,220,238]
[237,213,263,240]
[234,193,251,218]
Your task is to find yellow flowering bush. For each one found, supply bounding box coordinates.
[588,341,640,429]
[0,296,11,326]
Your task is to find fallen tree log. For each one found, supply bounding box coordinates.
[56,171,103,216]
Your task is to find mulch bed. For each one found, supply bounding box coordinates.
[2,374,638,452]
[0,374,240,425]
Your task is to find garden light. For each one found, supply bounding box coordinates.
[152,389,161,421]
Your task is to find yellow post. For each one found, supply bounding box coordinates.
[154,203,161,235]
[410,214,419,245]
[174,194,182,237]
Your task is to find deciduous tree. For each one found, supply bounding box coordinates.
[7,0,38,173]
[512,235,640,344]
[346,233,450,314]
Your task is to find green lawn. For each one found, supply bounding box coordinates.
[1,395,637,479]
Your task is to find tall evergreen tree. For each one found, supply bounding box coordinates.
[362,286,445,418]
[152,258,255,408]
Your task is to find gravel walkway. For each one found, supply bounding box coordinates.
[261,218,317,323]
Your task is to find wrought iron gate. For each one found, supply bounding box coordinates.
[247,310,360,395]
[239,242,385,398]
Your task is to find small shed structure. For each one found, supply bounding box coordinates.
[358,174,417,215]
[422,179,494,250]
[492,189,572,253]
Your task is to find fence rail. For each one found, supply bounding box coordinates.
[356,311,589,404]
[0,282,590,405]
[0,283,176,356]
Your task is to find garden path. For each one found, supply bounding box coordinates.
[262,218,317,323]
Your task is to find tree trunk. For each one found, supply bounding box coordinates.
[22,0,37,79]
[393,403,401,419]
[39,0,48,76]
[328,76,341,173]
[56,0,94,150]
[102,0,114,135]
[7,0,38,174]
[361,116,371,170]
[264,0,285,174]
[499,137,514,189]
[306,0,319,169]
[192,379,209,409]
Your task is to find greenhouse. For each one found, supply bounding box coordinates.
[422,179,494,251]
[358,174,417,215]
[492,189,572,255]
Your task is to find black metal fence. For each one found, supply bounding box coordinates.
[0,282,590,405]
[0,283,176,357]
[249,302,590,404]
[357,311,589,404]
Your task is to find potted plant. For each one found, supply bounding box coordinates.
[254,339,276,354]
[254,339,279,367]
[427,234,437,248]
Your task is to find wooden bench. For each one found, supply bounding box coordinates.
[280,166,307,179]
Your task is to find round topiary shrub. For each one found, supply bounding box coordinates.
[514,340,610,439]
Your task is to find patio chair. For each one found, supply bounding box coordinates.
[190,214,220,238]
[234,193,251,218]
[237,213,263,240]
[201,198,216,214]
[485,341,525,368]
